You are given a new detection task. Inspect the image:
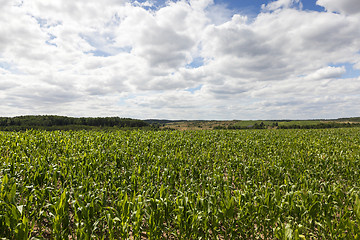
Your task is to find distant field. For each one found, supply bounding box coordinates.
[1,128,360,239]
[1,115,359,131]
[160,118,359,130]
[162,120,236,130]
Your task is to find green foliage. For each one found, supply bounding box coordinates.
[226,120,360,130]
[0,115,149,131]
[0,128,360,238]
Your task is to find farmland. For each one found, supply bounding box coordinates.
[159,118,360,130]
[1,128,360,239]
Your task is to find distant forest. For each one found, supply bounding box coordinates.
[1,115,359,131]
[0,115,149,131]
[223,121,360,130]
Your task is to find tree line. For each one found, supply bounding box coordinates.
[215,122,360,130]
[0,115,149,131]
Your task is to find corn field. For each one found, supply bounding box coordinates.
[1,128,360,239]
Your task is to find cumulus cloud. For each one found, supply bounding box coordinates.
[0,0,360,119]
[317,0,360,15]
[262,0,303,11]
[304,66,346,81]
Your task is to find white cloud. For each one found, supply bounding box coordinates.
[0,0,360,119]
[317,0,360,15]
[304,66,346,81]
[262,0,303,11]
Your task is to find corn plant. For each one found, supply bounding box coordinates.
[0,128,360,239]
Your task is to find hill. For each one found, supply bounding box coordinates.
[156,118,360,130]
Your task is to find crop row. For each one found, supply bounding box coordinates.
[0,128,360,239]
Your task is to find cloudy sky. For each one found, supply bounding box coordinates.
[1,0,360,120]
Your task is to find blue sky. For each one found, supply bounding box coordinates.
[135,0,327,14]
[215,0,326,12]
[1,0,360,119]
[136,0,326,14]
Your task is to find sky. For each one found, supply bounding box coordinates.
[1,0,360,120]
